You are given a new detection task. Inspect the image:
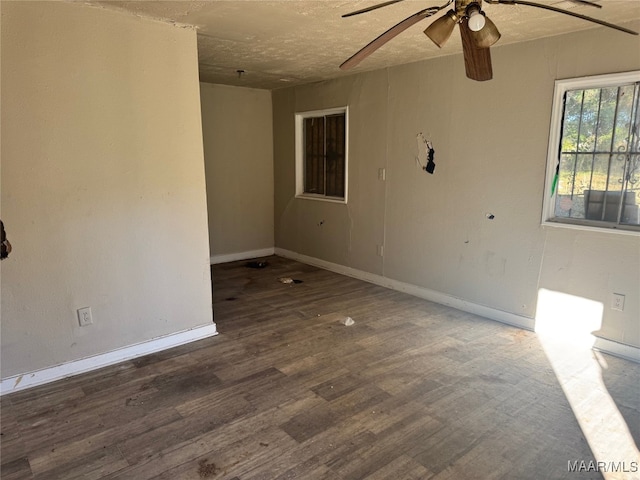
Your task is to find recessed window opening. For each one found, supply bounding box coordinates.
[543,72,640,233]
[295,107,348,203]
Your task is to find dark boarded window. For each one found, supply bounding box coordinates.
[303,112,346,199]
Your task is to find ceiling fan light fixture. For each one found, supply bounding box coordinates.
[466,4,486,32]
[424,10,459,48]
[469,15,501,47]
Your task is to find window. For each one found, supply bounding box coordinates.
[295,107,348,202]
[543,72,640,233]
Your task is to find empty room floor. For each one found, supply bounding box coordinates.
[1,256,639,479]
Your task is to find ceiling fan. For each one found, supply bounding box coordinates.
[340,0,638,81]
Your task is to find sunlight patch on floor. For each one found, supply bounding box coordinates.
[535,288,639,480]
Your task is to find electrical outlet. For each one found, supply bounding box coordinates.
[377,244,384,257]
[611,293,625,312]
[378,168,386,181]
[77,307,93,326]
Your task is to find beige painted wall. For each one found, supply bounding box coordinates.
[200,83,274,259]
[1,2,213,377]
[273,23,640,348]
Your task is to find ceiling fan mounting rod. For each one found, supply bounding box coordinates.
[455,0,481,18]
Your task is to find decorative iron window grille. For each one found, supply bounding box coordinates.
[545,72,640,232]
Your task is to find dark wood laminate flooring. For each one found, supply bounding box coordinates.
[2,255,639,479]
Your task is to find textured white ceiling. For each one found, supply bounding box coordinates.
[87,0,640,89]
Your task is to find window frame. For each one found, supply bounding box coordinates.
[542,71,640,236]
[295,107,349,204]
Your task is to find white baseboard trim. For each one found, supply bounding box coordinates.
[0,323,218,396]
[275,248,640,363]
[210,248,275,265]
[593,337,640,363]
[275,248,535,331]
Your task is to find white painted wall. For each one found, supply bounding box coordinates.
[1,2,213,378]
[200,83,274,261]
[273,23,640,348]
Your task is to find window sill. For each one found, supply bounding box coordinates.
[295,194,347,204]
[542,219,640,237]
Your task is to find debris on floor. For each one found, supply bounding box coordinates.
[278,277,303,284]
[198,458,219,478]
[340,316,355,326]
[125,395,144,406]
[246,260,268,269]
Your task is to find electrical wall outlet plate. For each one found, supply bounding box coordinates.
[611,293,625,312]
[77,307,93,326]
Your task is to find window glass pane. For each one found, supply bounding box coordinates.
[607,153,626,197]
[325,113,345,198]
[623,92,640,225]
[554,193,577,219]
[578,89,599,153]
[583,156,624,223]
[304,117,324,195]
[613,85,635,153]
[584,190,613,222]
[590,153,610,192]
[555,154,579,219]
[556,153,576,196]
[574,153,595,195]
[621,187,640,225]
[579,154,609,220]
[595,87,618,152]
[562,90,581,153]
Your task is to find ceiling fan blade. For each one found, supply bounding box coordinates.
[342,0,407,18]
[460,19,493,81]
[566,0,602,9]
[340,6,446,70]
[486,0,638,36]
